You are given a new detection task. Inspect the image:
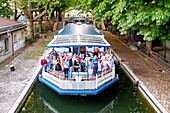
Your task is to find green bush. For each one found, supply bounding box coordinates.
[42,26,47,32]
[34,26,39,33]
[25,36,35,44]
[108,25,117,32]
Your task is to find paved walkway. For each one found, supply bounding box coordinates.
[0,30,56,113]
[102,31,170,113]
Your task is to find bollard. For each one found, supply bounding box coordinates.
[10,65,15,71]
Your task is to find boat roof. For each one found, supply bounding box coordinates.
[47,23,110,48]
[55,23,102,36]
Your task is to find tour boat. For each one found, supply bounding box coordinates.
[39,22,118,95]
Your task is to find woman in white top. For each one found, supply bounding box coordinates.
[109,54,115,67]
[72,53,77,63]
[52,56,58,74]
[101,52,105,63]
[102,57,111,75]
[97,60,102,77]
[63,58,69,79]
[88,59,93,76]
[52,56,57,69]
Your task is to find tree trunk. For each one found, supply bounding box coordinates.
[53,11,59,30]
[93,19,96,27]
[27,0,34,38]
[101,21,106,30]
[27,19,34,38]
[38,17,43,33]
[146,41,152,55]
[14,2,18,21]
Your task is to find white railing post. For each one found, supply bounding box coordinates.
[112,64,115,79]
[96,75,98,89]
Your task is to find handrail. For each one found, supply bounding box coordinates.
[128,40,170,68]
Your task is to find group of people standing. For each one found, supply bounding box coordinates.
[41,48,116,79]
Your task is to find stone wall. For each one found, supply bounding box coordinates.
[0,34,12,63]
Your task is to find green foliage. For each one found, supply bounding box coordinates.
[34,26,39,33]
[42,26,47,32]
[25,36,35,44]
[0,0,13,18]
[79,0,170,41]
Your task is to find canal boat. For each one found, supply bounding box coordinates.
[39,22,118,95]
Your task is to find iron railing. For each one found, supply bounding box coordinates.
[128,40,170,68]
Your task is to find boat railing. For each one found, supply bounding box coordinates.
[41,66,116,90]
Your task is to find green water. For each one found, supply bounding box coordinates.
[20,70,156,113]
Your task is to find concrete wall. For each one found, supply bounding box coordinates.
[13,29,25,52]
[0,34,12,63]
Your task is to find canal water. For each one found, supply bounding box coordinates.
[20,69,156,113]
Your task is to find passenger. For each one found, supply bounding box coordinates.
[52,56,57,67]
[105,48,111,58]
[80,58,85,72]
[52,56,58,74]
[41,57,47,72]
[63,58,69,79]
[92,55,98,76]
[109,54,115,67]
[64,52,69,60]
[85,54,90,72]
[90,52,94,59]
[55,57,62,76]
[74,57,79,72]
[68,56,73,78]
[61,52,65,59]
[97,59,102,77]
[78,55,81,63]
[60,57,64,72]
[46,56,52,72]
[93,48,98,57]
[80,54,85,60]
[72,53,77,63]
[52,50,59,58]
[98,52,101,59]
[101,52,105,63]
[85,51,90,58]
[88,59,93,76]
[50,48,55,54]
[102,57,111,75]
[47,53,53,70]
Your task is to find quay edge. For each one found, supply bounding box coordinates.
[8,66,42,113]
[112,49,168,113]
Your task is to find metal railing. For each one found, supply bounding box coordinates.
[41,66,116,90]
[128,40,170,68]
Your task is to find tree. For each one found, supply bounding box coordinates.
[0,0,13,18]
[14,0,79,38]
[13,0,50,38]
[79,0,170,58]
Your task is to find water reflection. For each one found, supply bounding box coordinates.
[20,70,156,113]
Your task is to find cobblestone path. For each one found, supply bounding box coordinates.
[103,31,170,112]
